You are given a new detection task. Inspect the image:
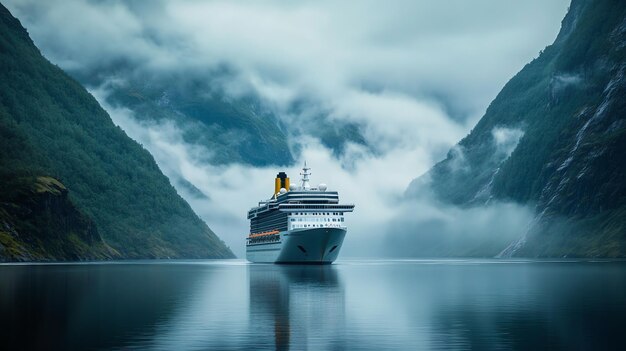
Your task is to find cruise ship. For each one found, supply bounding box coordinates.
[246,163,354,264]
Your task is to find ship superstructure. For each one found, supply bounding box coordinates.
[246,163,354,264]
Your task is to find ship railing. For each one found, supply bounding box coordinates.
[278,203,355,206]
[277,204,355,211]
[247,229,280,238]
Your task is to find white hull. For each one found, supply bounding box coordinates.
[246,227,346,264]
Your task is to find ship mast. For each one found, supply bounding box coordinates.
[300,161,311,190]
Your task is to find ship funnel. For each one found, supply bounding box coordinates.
[274,172,290,195]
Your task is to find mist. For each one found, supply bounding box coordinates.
[385,189,535,257]
[5,0,571,257]
[94,87,457,256]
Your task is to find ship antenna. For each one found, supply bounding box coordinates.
[300,161,311,190]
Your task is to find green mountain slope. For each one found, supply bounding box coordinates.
[102,75,295,167]
[0,4,234,260]
[406,0,626,257]
[84,70,368,167]
[0,176,117,261]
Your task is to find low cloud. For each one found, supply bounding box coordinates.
[6,0,571,256]
[492,126,524,157]
[386,188,534,257]
[94,87,445,257]
[553,73,583,89]
[445,145,470,173]
[6,0,569,124]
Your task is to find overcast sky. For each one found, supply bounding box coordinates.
[5,0,570,256]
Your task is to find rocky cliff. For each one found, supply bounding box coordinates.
[0,177,117,261]
[406,0,626,257]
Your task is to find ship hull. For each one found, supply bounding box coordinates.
[247,227,346,264]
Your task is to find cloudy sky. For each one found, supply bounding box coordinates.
[5,0,570,256]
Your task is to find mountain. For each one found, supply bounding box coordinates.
[0,4,234,261]
[80,69,367,167]
[405,0,626,257]
[42,30,367,169]
[100,72,295,167]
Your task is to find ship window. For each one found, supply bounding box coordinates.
[341,218,344,222]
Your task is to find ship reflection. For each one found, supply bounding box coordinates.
[248,264,345,351]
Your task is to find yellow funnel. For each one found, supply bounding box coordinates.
[274,172,289,194]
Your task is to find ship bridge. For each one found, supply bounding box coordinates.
[247,191,354,219]
[246,163,354,235]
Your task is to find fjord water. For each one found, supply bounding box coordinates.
[1,260,625,350]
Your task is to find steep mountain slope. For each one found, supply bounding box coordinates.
[406,0,626,257]
[0,176,117,261]
[85,70,367,167]
[0,4,234,260]
[101,74,295,167]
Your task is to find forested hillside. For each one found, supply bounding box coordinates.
[78,67,367,167]
[0,3,234,260]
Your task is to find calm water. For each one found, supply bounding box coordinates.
[1,259,625,350]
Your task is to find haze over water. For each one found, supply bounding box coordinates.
[1,259,625,350]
